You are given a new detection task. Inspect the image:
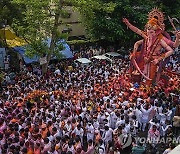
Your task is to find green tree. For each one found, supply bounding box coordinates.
[0,0,25,47]
[0,0,24,27]
[72,0,179,49]
[151,0,180,31]
[12,0,69,74]
[71,0,151,47]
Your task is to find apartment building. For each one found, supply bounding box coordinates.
[59,6,86,40]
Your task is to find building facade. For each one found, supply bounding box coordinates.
[59,6,86,40]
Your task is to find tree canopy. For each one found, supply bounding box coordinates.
[0,0,24,28]
[11,0,70,73]
[72,0,180,47]
[0,0,179,69]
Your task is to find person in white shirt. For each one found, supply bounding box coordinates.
[166,108,172,121]
[93,118,99,130]
[135,105,142,129]
[104,112,111,127]
[141,104,153,131]
[42,138,51,152]
[67,139,75,154]
[102,126,113,146]
[110,111,118,129]
[98,139,106,154]
[149,118,160,130]
[160,120,172,137]
[54,68,61,75]
[64,121,72,136]
[72,124,84,143]
[131,115,139,135]
[124,119,130,134]
[86,122,94,142]
[97,111,106,132]
[155,104,163,121]
[159,109,168,126]
[116,115,125,128]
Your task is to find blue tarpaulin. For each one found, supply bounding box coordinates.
[13,46,39,64]
[13,39,73,64]
[46,38,73,59]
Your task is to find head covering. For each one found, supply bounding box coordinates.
[148,18,158,26]
[147,8,165,30]
[146,18,160,30]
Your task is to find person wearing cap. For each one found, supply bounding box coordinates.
[141,103,153,131]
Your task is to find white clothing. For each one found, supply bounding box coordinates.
[86,124,95,141]
[141,105,153,122]
[67,146,75,154]
[135,108,143,124]
[98,144,106,154]
[93,120,100,130]
[102,128,113,145]
[159,113,167,125]
[72,127,84,140]
[110,112,118,129]
[161,125,172,136]
[116,119,125,128]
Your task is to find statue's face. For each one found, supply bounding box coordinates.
[146,23,157,30]
[147,29,156,37]
[146,23,157,37]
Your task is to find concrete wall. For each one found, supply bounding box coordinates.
[59,6,86,37]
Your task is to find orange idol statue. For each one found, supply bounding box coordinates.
[123,8,180,86]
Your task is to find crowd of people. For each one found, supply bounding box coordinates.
[72,46,106,59]
[0,47,180,154]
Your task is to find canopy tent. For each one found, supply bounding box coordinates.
[13,39,73,64]
[75,58,91,64]
[105,52,121,57]
[92,55,112,62]
[0,27,27,47]
[0,27,73,64]
[13,46,39,64]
